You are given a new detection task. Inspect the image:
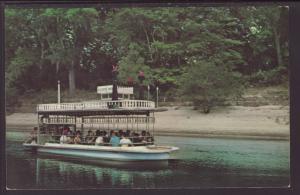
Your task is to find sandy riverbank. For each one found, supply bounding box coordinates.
[5,105,290,140]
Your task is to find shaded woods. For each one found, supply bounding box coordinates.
[5,6,288,112]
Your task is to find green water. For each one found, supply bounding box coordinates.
[6,131,290,189]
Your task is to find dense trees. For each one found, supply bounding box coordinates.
[5,6,289,112]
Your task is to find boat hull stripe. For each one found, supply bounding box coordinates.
[37,147,170,161]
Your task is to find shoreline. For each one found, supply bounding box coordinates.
[6,126,289,141]
[6,127,290,141]
[5,105,290,141]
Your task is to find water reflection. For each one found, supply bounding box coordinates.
[34,155,170,188]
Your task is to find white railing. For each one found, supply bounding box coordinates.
[37,100,155,112]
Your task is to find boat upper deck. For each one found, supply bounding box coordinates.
[37,100,164,116]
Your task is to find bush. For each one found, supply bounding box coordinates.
[179,61,244,113]
[247,66,288,86]
[6,87,20,112]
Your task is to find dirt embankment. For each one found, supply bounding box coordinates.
[6,105,289,140]
[154,105,289,140]
[6,85,289,140]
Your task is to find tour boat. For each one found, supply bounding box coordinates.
[23,84,179,161]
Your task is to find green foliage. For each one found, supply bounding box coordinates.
[5,6,289,111]
[152,67,184,86]
[246,66,288,86]
[5,87,20,111]
[179,61,244,113]
[6,48,39,91]
[232,6,289,73]
[118,43,153,85]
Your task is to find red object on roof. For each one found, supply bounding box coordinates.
[112,64,118,72]
[139,71,144,77]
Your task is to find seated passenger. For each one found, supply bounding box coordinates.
[120,133,132,147]
[60,135,67,144]
[85,130,94,144]
[118,130,124,138]
[60,132,72,144]
[126,130,131,137]
[126,130,133,142]
[140,130,147,144]
[132,132,141,144]
[102,130,110,143]
[67,129,74,143]
[26,127,38,144]
[106,129,115,143]
[146,131,154,144]
[95,130,104,146]
[59,127,67,143]
[109,131,120,147]
[109,130,114,137]
[64,126,72,137]
[67,129,74,138]
[73,131,81,144]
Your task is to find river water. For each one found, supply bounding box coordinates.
[6,131,290,189]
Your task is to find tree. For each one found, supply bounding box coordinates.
[230,6,289,74]
[117,43,153,85]
[5,9,44,93]
[105,8,187,89]
[5,6,288,109]
[179,61,244,113]
[106,7,246,87]
[41,8,99,95]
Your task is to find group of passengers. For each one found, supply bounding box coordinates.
[25,127,38,144]
[59,127,154,147]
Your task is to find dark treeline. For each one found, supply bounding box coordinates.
[5,6,288,112]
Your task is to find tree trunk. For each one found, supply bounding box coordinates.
[68,61,76,96]
[143,25,153,62]
[55,61,60,83]
[112,70,118,101]
[273,27,283,66]
[56,61,60,74]
[40,41,45,60]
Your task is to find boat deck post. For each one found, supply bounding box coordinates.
[81,116,84,134]
[152,112,155,138]
[136,115,138,132]
[74,116,77,132]
[126,115,128,131]
[37,113,40,144]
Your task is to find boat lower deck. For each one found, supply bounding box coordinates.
[24,143,179,161]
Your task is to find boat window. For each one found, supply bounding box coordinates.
[103,94,109,99]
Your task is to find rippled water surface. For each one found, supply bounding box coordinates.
[6,132,290,189]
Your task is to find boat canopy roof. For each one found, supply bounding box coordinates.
[37,109,159,116]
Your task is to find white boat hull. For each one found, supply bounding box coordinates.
[23,143,38,151]
[31,143,178,161]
